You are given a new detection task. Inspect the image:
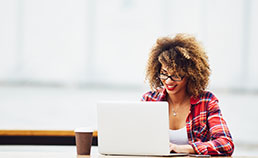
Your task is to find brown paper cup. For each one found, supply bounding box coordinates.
[75,127,93,155]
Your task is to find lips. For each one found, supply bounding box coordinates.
[166,84,177,91]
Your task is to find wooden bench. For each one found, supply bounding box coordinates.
[0,130,98,145]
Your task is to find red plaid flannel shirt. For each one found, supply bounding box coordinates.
[141,88,234,156]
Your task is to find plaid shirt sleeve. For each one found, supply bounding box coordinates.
[141,89,167,101]
[189,92,234,156]
[141,89,234,156]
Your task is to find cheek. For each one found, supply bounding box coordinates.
[181,81,188,88]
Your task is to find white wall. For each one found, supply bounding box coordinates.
[0,0,17,79]
[0,0,258,90]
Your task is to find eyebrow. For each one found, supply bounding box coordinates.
[160,69,180,76]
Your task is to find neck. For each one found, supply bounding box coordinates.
[167,90,189,106]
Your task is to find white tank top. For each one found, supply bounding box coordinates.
[169,126,189,145]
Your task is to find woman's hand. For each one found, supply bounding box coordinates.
[169,143,195,154]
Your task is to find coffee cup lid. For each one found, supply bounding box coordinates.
[74,127,94,133]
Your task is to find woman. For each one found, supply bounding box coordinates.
[142,33,234,156]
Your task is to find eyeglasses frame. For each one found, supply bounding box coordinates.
[159,73,185,82]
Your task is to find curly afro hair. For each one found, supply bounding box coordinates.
[145,33,210,97]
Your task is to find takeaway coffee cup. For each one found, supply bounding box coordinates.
[74,127,93,155]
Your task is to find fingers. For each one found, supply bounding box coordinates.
[169,143,176,152]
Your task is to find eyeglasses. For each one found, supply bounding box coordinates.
[159,73,185,81]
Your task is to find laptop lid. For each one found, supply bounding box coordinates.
[97,101,172,156]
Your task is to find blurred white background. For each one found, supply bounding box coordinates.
[0,0,258,155]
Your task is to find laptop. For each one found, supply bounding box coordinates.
[97,101,187,157]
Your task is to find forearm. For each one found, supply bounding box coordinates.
[191,137,234,155]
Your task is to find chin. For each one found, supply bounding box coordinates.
[166,89,178,95]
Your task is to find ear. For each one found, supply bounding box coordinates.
[183,76,189,83]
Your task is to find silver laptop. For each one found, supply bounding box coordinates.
[97,101,187,157]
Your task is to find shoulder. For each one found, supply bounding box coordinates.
[141,88,166,101]
[193,91,218,104]
[191,91,220,111]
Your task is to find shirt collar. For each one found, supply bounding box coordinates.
[159,88,167,101]
[190,96,200,105]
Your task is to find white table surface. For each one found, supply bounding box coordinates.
[0,145,253,158]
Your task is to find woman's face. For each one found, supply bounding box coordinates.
[159,65,188,96]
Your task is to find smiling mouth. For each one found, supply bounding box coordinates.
[166,85,177,91]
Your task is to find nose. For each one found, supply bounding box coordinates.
[165,77,174,84]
